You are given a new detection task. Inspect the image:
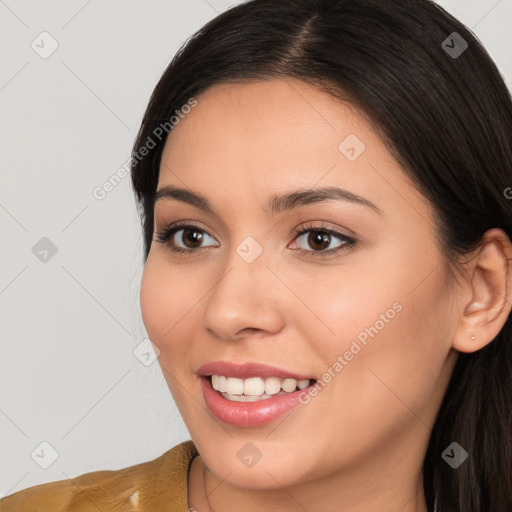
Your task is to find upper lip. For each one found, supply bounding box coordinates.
[197,361,316,381]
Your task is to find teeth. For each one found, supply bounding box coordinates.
[298,379,309,389]
[264,377,281,395]
[210,375,313,398]
[282,378,297,392]
[226,377,244,395]
[243,377,265,396]
[218,375,227,393]
[223,393,273,402]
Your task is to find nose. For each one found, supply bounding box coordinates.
[201,251,286,342]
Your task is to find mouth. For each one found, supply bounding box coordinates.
[210,374,315,402]
[197,361,318,427]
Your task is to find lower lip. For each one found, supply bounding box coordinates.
[200,376,312,427]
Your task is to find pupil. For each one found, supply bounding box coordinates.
[183,228,203,248]
[309,231,330,250]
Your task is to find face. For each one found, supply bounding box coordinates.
[140,79,459,490]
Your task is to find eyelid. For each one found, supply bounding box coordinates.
[155,218,220,238]
[289,220,353,239]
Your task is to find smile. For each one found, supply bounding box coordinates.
[198,361,318,427]
[211,375,312,402]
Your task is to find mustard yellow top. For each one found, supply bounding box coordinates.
[0,440,198,512]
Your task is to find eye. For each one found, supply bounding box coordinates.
[154,221,218,255]
[154,220,357,258]
[288,222,356,257]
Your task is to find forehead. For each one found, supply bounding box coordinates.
[161,79,388,179]
[162,78,372,161]
[157,78,434,230]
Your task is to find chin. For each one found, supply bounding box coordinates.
[193,433,316,489]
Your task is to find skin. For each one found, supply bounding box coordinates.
[139,78,512,512]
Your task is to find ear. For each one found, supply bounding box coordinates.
[452,228,512,354]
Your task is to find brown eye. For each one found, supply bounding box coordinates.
[179,227,205,248]
[155,223,218,254]
[306,231,332,251]
[291,226,355,254]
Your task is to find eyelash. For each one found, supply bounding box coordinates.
[154,221,357,258]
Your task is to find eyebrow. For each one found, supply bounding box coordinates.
[154,185,383,216]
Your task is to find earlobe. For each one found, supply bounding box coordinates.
[452,228,512,354]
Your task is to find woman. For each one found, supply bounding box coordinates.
[1,0,511,511]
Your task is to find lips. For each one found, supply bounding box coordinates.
[197,361,315,381]
[197,361,317,427]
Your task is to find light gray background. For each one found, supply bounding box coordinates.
[1,0,511,497]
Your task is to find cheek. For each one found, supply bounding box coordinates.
[283,261,403,361]
[140,257,199,356]
[287,251,450,422]
[140,259,168,344]
[293,232,449,365]
[140,258,203,417]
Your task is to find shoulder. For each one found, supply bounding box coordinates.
[0,440,198,512]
